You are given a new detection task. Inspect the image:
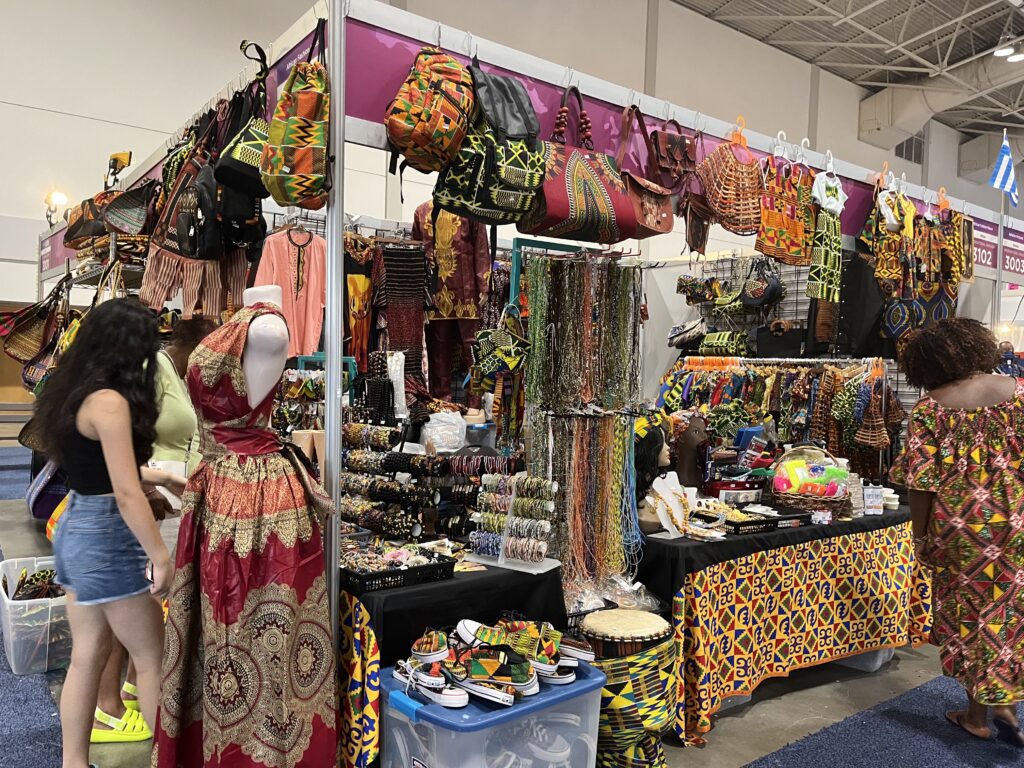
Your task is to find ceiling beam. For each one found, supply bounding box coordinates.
[854,79,970,92]
[886,0,1006,52]
[940,0,972,70]
[768,40,889,49]
[832,0,889,26]
[823,62,935,73]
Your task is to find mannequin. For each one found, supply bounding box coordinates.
[242,285,289,408]
[675,414,709,489]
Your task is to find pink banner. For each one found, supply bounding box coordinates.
[39,233,74,273]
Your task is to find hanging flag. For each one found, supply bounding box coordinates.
[990,129,1019,208]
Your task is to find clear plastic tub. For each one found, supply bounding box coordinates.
[0,556,71,675]
[381,660,605,768]
[465,423,497,449]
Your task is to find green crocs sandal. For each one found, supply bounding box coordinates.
[90,706,152,743]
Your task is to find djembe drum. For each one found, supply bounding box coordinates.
[581,610,677,768]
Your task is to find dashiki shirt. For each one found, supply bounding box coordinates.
[892,379,1024,706]
[412,201,491,321]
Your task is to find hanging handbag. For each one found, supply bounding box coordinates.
[650,118,695,192]
[676,131,714,253]
[26,460,69,522]
[696,140,763,236]
[699,331,750,357]
[667,316,707,348]
[102,179,159,236]
[261,18,331,210]
[216,41,272,198]
[881,297,925,341]
[615,106,674,238]
[755,321,805,358]
[3,276,70,363]
[149,120,215,258]
[740,258,785,308]
[63,191,121,249]
[175,164,224,260]
[433,59,544,225]
[518,86,636,244]
[676,275,721,305]
[917,281,958,326]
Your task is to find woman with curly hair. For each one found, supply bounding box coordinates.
[893,317,1024,746]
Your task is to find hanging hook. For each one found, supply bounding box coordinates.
[434,23,442,48]
[825,149,834,173]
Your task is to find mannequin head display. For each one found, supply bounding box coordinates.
[634,411,672,504]
[673,411,709,490]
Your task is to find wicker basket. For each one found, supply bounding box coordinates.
[768,445,851,512]
[695,142,763,236]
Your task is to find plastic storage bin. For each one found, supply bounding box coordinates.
[381,661,605,768]
[465,423,497,449]
[0,556,71,675]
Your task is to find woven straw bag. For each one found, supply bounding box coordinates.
[696,142,763,236]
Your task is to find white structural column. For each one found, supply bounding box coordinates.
[324,0,347,651]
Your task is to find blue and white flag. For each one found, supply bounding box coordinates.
[990,129,1019,208]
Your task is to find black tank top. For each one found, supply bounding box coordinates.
[63,427,140,495]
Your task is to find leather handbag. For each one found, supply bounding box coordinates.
[677,131,714,254]
[216,41,271,198]
[518,86,636,243]
[667,316,707,348]
[102,179,159,236]
[650,118,695,192]
[740,258,785,308]
[64,191,121,249]
[615,106,674,238]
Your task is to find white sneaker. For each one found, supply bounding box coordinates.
[392,661,469,708]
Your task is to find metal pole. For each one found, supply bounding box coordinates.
[995,193,1005,330]
[324,0,346,655]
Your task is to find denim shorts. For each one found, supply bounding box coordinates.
[53,491,151,605]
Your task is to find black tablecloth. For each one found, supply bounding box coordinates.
[351,566,568,667]
[636,510,912,603]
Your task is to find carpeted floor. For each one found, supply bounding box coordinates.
[746,675,1024,768]
[0,543,62,768]
[0,445,31,500]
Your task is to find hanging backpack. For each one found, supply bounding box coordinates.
[175,165,224,260]
[260,18,331,211]
[433,59,544,225]
[216,41,272,198]
[385,47,475,175]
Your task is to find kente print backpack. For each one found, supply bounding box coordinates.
[386,47,475,174]
[433,59,544,225]
[260,18,331,210]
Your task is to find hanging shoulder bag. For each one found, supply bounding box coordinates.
[216,41,272,198]
[26,460,69,522]
[433,59,544,224]
[699,331,750,357]
[3,276,71,363]
[102,178,159,236]
[615,106,674,238]
[740,258,785,308]
[677,131,714,254]
[518,85,636,244]
[696,139,763,236]
[63,191,122,249]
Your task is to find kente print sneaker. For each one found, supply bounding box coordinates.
[496,616,562,673]
[461,645,536,689]
[440,658,517,706]
[456,618,508,648]
[392,659,469,708]
[411,627,450,664]
[558,633,595,662]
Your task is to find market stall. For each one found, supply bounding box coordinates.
[637,511,932,743]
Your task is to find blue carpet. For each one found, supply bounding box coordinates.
[0,446,31,500]
[0,544,61,768]
[746,675,1024,768]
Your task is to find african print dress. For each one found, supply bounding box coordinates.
[892,379,1024,705]
[154,304,337,768]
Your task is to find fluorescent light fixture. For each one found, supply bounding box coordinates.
[995,33,1016,56]
[1008,50,1024,62]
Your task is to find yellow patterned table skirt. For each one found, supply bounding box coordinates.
[670,520,933,743]
[339,592,381,768]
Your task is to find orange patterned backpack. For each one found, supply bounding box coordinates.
[385,47,475,174]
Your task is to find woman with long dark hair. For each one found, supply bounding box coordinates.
[34,299,185,768]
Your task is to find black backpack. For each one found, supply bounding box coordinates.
[176,165,223,260]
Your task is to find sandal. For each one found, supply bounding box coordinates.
[121,681,140,711]
[945,710,992,741]
[90,707,152,743]
[994,716,1024,748]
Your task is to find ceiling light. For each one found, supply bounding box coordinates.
[1008,50,1024,62]
[995,33,1016,57]
[999,324,1011,335]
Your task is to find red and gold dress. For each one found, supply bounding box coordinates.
[154,304,337,768]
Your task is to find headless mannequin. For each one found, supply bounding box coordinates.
[242,286,289,409]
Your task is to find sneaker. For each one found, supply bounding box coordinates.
[524,722,572,763]
[458,645,536,688]
[496,617,561,673]
[537,666,576,685]
[559,634,595,662]
[392,660,469,708]
[402,658,448,689]
[411,628,450,664]
[456,618,508,648]
[443,670,517,706]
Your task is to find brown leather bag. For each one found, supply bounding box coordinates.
[615,106,674,239]
[650,118,695,192]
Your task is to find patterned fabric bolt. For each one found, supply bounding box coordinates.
[339,593,381,768]
[891,379,1024,706]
